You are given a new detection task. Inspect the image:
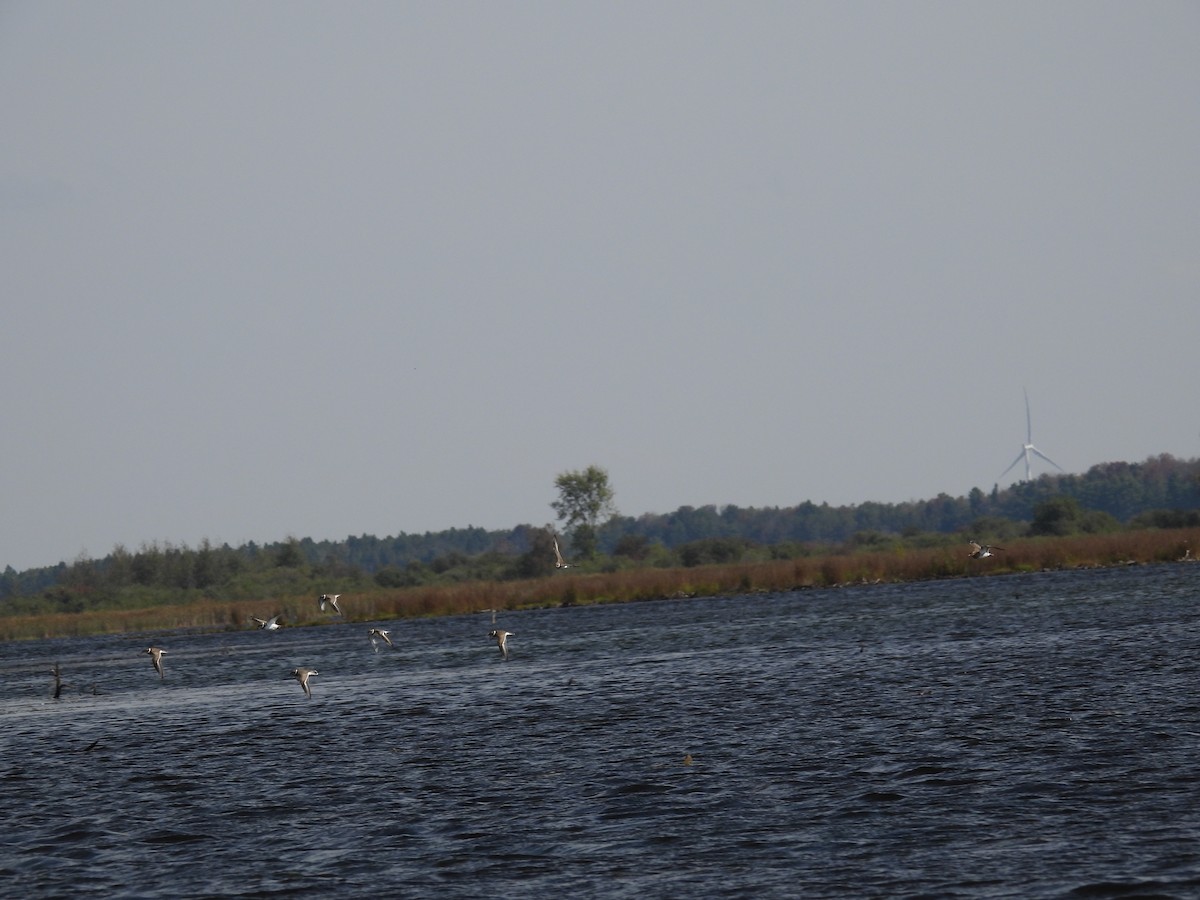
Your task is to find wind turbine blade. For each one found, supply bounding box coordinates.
[998,450,1025,480]
[1029,446,1065,472]
[1024,387,1033,443]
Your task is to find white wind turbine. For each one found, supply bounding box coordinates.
[998,388,1064,483]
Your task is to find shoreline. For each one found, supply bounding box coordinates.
[3,528,1196,642]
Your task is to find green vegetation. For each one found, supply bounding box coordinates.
[2,453,1198,641]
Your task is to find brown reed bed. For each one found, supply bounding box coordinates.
[3,527,1197,642]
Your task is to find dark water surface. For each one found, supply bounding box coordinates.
[2,564,1199,898]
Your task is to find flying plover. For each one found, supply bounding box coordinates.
[368,628,394,651]
[251,615,281,630]
[145,647,167,680]
[968,541,1004,559]
[291,667,318,698]
[489,629,513,661]
[553,535,573,569]
[318,593,343,615]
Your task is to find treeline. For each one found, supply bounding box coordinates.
[3,454,1198,617]
[610,454,1200,549]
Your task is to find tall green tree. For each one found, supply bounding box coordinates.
[551,465,618,559]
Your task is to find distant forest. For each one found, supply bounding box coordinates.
[3,454,1199,613]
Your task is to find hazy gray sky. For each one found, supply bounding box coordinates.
[2,2,1197,571]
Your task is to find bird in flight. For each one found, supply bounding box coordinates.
[291,667,318,698]
[145,646,167,680]
[368,628,394,651]
[489,629,513,661]
[251,615,281,631]
[968,541,1004,559]
[318,593,343,615]
[552,535,573,569]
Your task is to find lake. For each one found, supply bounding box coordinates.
[2,563,1198,898]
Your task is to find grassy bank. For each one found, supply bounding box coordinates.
[3,528,1197,642]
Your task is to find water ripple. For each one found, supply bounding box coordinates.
[1,564,1198,897]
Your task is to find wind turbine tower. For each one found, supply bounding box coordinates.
[999,388,1064,483]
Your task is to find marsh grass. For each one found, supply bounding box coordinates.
[3,528,1197,642]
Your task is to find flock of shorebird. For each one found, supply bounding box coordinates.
[126,538,1004,697]
[138,591,519,698]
